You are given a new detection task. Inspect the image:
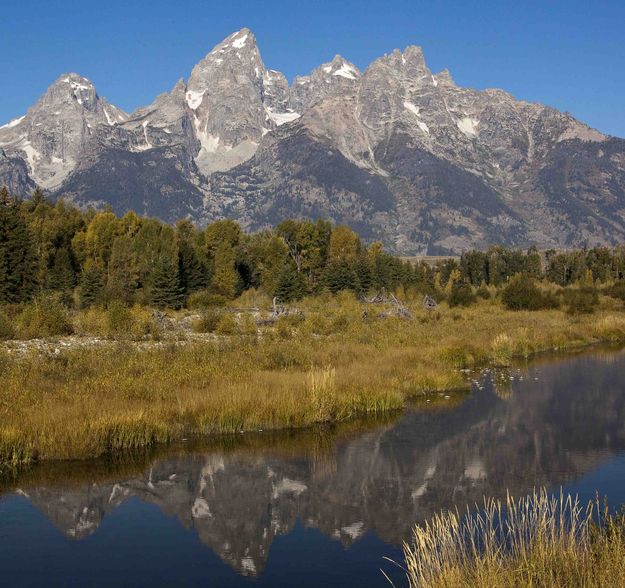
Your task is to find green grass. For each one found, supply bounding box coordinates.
[400,490,625,587]
[2,293,625,468]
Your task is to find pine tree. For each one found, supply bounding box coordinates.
[79,265,105,307]
[150,256,184,309]
[354,255,373,293]
[323,260,360,293]
[47,247,76,291]
[273,264,307,302]
[178,241,208,294]
[0,187,37,302]
[30,187,47,209]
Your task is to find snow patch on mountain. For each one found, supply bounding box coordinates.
[457,116,479,138]
[404,101,430,135]
[265,107,300,126]
[186,90,205,110]
[0,115,25,130]
[333,63,358,80]
[103,108,115,126]
[232,33,248,49]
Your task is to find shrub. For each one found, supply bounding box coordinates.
[564,287,599,315]
[238,314,258,336]
[476,284,491,300]
[303,313,333,336]
[449,282,477,307]
[231,288,270,309]
[606,281,625,302]
[192,308,222,333]
[73,306,108,336]
[105,301,160,339]
[15,293,73,338]
[187,289,227,309]
[501,276,559,311]
[215,312,238,335]
[127,306,162,339]
[106,300,131,336]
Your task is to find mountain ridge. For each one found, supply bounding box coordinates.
[1,28,623,254]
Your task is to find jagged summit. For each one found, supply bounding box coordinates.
[210,27,257,53]
[290,54,361,111]
[0,29,620,254]
[0,71,128,190]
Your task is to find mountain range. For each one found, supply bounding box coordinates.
[1,28,624,254]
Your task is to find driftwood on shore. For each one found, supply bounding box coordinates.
[359,290,412,320]
[422,295,438,310]
[256,297,294,326]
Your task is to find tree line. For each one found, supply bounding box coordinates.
[2,186,625,309]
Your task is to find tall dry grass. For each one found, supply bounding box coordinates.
[401,490,625,587]
[2,296,625,467]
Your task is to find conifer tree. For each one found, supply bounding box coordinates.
[0,187,37,302]
[178,240,208,294]
[323,260,360,293]
[47,247,76,291]
[30,187,47,209]
[354,255,373,293]
[273,263,307,302]
[150,255,184,309]
[79,265,105,307]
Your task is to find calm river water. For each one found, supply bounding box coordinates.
[2,348,625,587]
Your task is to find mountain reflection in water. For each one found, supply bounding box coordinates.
[2,349,625,587]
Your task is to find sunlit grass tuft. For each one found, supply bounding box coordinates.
[401,489,625,587]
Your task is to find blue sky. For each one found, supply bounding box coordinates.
[1,0,624,136]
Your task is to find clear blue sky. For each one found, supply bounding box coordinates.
[2,0,624,137]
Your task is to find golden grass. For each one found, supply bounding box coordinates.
[400,490,625,587]
[2,295,625,467]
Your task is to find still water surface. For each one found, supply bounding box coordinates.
[2,349,625,587]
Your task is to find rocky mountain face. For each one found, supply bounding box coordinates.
[1,28,623,254]
[9,351,625,577]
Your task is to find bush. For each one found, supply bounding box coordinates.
[192,308,222,333]
[15,293,73,338]
[564,287,599,315]
[476,285,491,300]
[215,312,238,335]
[501,276,559,311]
[606,281,625,302]
[106,300,131,336]
[73,306,108,336]
[449,282,477,307]
[105,301,160,339]
[187,289,227,309]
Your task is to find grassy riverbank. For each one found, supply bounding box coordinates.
[3,293,625,468]
[402,490,625,587]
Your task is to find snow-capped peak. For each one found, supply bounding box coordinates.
[326,55,361,80]
[232,32,248,49]
[210,28,257,55]
[0,115,25,130]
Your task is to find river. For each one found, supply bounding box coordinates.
[2,348,625,587]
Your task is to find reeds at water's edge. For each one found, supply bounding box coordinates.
[3,294,625,469]
[397,489,625,587]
